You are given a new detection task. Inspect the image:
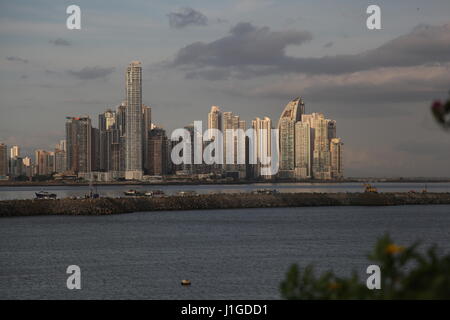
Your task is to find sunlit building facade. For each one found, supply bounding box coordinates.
[125,61,143,180]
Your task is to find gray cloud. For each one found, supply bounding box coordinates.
[171,22,312,72]
[49,38,71,46]
[6,56,28,63]
[67,66,115,80]
[223,64,450,117]
[167,7,208,29]
[185,68,232,81]
[170,23,450,79]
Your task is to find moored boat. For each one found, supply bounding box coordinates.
[124,189,144,196]
[35,191,57,199]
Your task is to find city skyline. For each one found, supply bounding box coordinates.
[1,1,450,177]
[0,60,343,181]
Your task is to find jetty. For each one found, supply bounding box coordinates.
[1,192,450,217]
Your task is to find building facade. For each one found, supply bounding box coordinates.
[66,116,92,174]
[278,97,305,178]
[147,128,168,176]
[125,61,143,180]
[330,138,344,179]
[294,121,312,179]
[251,117,272,179]
[0,143,8,179]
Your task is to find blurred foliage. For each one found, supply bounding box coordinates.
[280,234,450,299]
[431,99,450,129]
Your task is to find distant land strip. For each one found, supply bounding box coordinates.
[1,178,450,187]
[1,193,450,217]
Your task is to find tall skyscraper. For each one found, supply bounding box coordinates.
[223,111,246,177]
[91,127,100,172]
[125,61,143,180]
[116,102,127,173]
[0,143,8,178]
[207,106,222,141]
[294,121,312,179]
[330,138,344,179]
[147,128,168,176]
[278,97,305,178]
[143,105,152,174]
[66,116,92,174]
[302,113,332,180]
[251,117,272,178]
[99,109,116,171]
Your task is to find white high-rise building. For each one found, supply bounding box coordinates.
[125,61,143,180]
[294,121,311,179]
[207,106,222,141]
[278,97,305,178]
[223,111,246,177]
[302,113,331,180]
[252,117,272,178]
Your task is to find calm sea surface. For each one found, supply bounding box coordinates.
[1,205,450,299]
[0,182,449,200]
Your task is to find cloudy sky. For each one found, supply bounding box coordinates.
[1,0,450,177]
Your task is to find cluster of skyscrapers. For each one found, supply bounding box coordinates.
[277,98,343,179]
[0,61,343,182]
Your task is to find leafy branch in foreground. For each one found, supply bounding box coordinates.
[280,234,450,299]
[431,98,450,129]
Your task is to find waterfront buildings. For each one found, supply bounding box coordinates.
[3,59,343,182]
[277,98,343,180]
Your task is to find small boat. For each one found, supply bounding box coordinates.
[35,191,57,199]
[144,190,165,197]
[181,280,191,286]
[124,189,144,196]
[177,191,197,197]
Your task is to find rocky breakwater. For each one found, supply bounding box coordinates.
[1,192,450,217]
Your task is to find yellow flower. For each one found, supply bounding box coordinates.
[385,244,405,254]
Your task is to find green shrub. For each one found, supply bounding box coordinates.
[280,234,450,299]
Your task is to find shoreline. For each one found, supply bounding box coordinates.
[1,192,450,217]
[0,179,449,188]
